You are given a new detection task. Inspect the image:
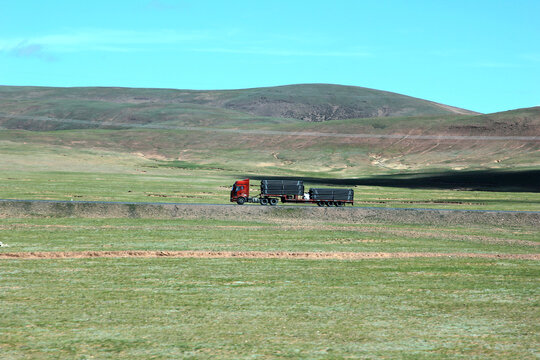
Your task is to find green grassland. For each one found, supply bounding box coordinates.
[1,140,539,211]
[1,258,538,359]
[0,140,538,210]
[1,217,539,359]
[1,218,538,255]
[1,85,539,358]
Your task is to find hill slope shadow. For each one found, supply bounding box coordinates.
[247,169,540,193]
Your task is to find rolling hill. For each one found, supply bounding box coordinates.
[0,84,477,131]
[0,84,538,176]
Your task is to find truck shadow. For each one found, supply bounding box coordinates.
[246,169,540,192]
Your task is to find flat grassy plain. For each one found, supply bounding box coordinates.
[1,217,539,359]
[1,218,538,255]
[1,140,539,211]
[0,258,538,359]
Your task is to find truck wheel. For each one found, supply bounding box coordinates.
[335,202,343,207]
[260,198,269,205]
[269,198,278,206]
[317,202,323,207]
[236,197,246,205]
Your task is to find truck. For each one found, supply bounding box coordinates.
[230,179,354,207]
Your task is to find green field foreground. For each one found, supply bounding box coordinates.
[1,217,539,358]
[1,257,538,359]
[1,124,539,358]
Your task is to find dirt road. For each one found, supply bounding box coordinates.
[1,199,539,226]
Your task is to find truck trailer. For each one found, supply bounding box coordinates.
[230,179,354,207]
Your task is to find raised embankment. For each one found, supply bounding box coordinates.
[1,199,538,226]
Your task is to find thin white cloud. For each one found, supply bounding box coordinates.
[187,47,373,57]
[0,29,373,58]
[430,49,464,57]
[147,0,176,10]
[0,29,209,54]
[519,53,540,62]
[468,62,520,69]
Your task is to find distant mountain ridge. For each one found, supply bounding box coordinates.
[0,84,478,127]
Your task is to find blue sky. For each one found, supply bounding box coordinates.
[1,0,539,113]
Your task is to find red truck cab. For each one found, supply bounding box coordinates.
[230,179,250,204]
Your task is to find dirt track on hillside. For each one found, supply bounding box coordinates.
[2,114,538,140]
[1,250,538,260]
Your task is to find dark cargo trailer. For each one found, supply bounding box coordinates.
[261,180,304,196]
[309,188,354,201]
